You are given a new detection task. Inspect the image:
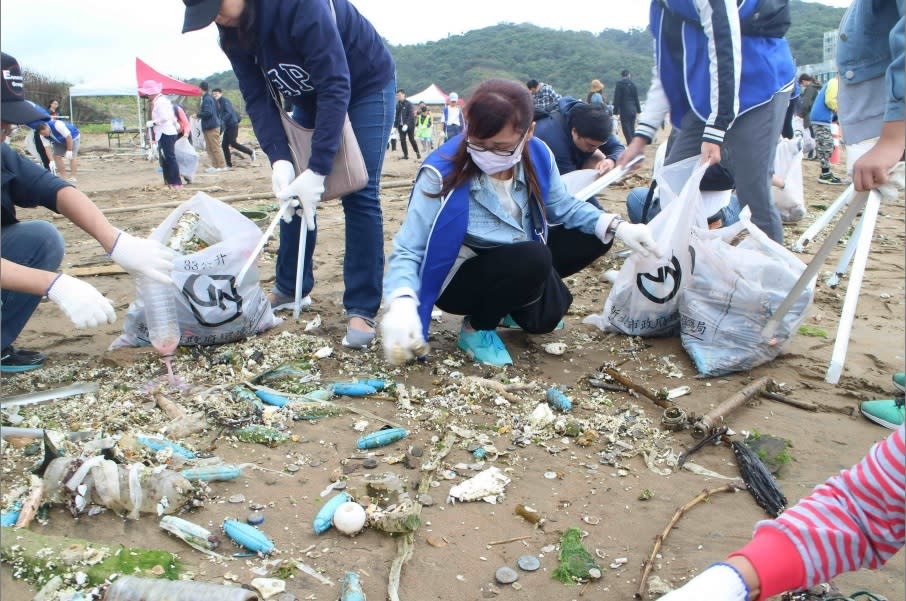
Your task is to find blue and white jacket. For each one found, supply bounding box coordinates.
[45,119,79,144]
[636,0,796,146]
[383,135,614,338]
[533,97,625,175]
[220,0,395,175]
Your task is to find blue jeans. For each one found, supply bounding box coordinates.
[626,186,741,226]
[1,221,65,349]
[158,133,180,185]
[276,78,396,322]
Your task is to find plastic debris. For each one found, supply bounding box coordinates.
[105,575,257,601]
[546,387,573,412]
[159,515,222,556]
[251,577,286,600]
[542,342,567,356]
[179,464,243,482]
[136,435,196,459]
[356,427,408,450]
[313,492,351,534]
[333,501,367,535]
[331,382,378,396]
[233,425,289,447]
[340,572,366,601]
[223,518,275,555]
[447,467,511,504]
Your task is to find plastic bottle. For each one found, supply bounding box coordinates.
[138,276,180,385]
[138,276,180,357]
[104,576,257,601]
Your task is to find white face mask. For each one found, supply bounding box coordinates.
[466,137,527,175]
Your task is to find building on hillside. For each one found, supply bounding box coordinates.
[796,29,838,84]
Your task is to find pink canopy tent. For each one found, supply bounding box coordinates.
[135,58,202,96]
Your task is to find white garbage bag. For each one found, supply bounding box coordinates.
[772,136,806,223]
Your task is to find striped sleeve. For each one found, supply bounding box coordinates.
[694,0,740,145]
[740,426,905,599]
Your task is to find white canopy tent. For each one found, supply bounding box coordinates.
[68,79,145,147]
[407,83,448,105]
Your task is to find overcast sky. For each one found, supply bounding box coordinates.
[1,0,851,85]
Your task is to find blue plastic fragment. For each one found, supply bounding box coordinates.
[313,492,351,534]
[358,378,390,391]
[545,387,573,412]
[340,571,366,601]
[330,382,378,396]
[223,518,275,554]
[1,510,20,527]
[355,427,408,450]
[137,435,196,459]
[472,448,487,459]
[255,389,291,408]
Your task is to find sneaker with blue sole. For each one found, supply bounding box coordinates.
[1,347,46,373]
[859,398,905,430]
[458,327,513,367]
[498,314,565,331]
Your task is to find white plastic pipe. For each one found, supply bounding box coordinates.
[792,184,854,252]
[826,190,881,384]
[293,223,308,319]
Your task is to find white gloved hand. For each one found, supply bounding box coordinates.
[615,221,660,259]
[380,296,429,364]
[402,124,408,132]
[656,563,750,601]
[64,150,73,161]
[277,168,326,230]
[109,231,177,285]
[146,120,155,129]
[271,159,296,197]
[46,274,116,329]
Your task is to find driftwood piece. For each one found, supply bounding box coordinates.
[691,377,774,438]
[761,391,819,412]
[464,376,536,403]
[635,483,742,599]
[601,367,672,409]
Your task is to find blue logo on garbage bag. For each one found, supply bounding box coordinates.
[182,274,243,326]
[636,256,682,304]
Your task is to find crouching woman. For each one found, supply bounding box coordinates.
[380,78,657,367]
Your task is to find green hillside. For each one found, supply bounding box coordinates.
[198,0,845,105]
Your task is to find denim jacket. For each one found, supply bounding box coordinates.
[383,141,611,301]
[836,0,904,124]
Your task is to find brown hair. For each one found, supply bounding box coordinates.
[432,78,540,201]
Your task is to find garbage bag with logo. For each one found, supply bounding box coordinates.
[111,192,277,349]
[679,213,815,377]
[584,159,708,337]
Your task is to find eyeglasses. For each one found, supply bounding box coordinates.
[465,129,528,157]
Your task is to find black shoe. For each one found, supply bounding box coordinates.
[402,155,409,160]
[1,346,46,373]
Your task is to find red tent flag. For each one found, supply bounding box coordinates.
[135,58,202,96]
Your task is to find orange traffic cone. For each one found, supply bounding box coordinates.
[830,122,841,165]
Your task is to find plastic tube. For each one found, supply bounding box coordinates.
[104,576,259,601]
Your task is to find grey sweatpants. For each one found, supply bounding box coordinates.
[665,89,791,243]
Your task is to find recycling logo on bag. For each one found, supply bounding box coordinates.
[636,255,682,304]
[182,274,243,326]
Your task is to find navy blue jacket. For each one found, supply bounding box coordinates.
[218,96,241,130]
[2,144,70,226]
[221,0,395,175]
[533,97,625,175]
[198,92,221,131]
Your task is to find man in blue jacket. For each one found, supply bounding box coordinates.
[533,98,624,179]
[617,0,796,244]
[212,88,255,167]
[196,81,226,172]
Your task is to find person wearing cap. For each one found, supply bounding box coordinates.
[139,79,182,188]
[442,92,464,140]
[35,117,80,182]
[182,0,396,350]
[0,51,177,373]
[380,79,658,368]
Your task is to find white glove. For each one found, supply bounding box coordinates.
[878,162,905,203]
[64,150,73,161]
[277,168,326,230]
[380,296,429,364]
[46,274,116,329]
[271,159,296,196]
[615,221,660,259]
[146,120,155,129]
[402,124,408,132]
[109,231,177,285]
[657,563,749,601]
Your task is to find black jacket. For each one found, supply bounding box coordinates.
[395,99,415,129]
[612,77,641,117]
